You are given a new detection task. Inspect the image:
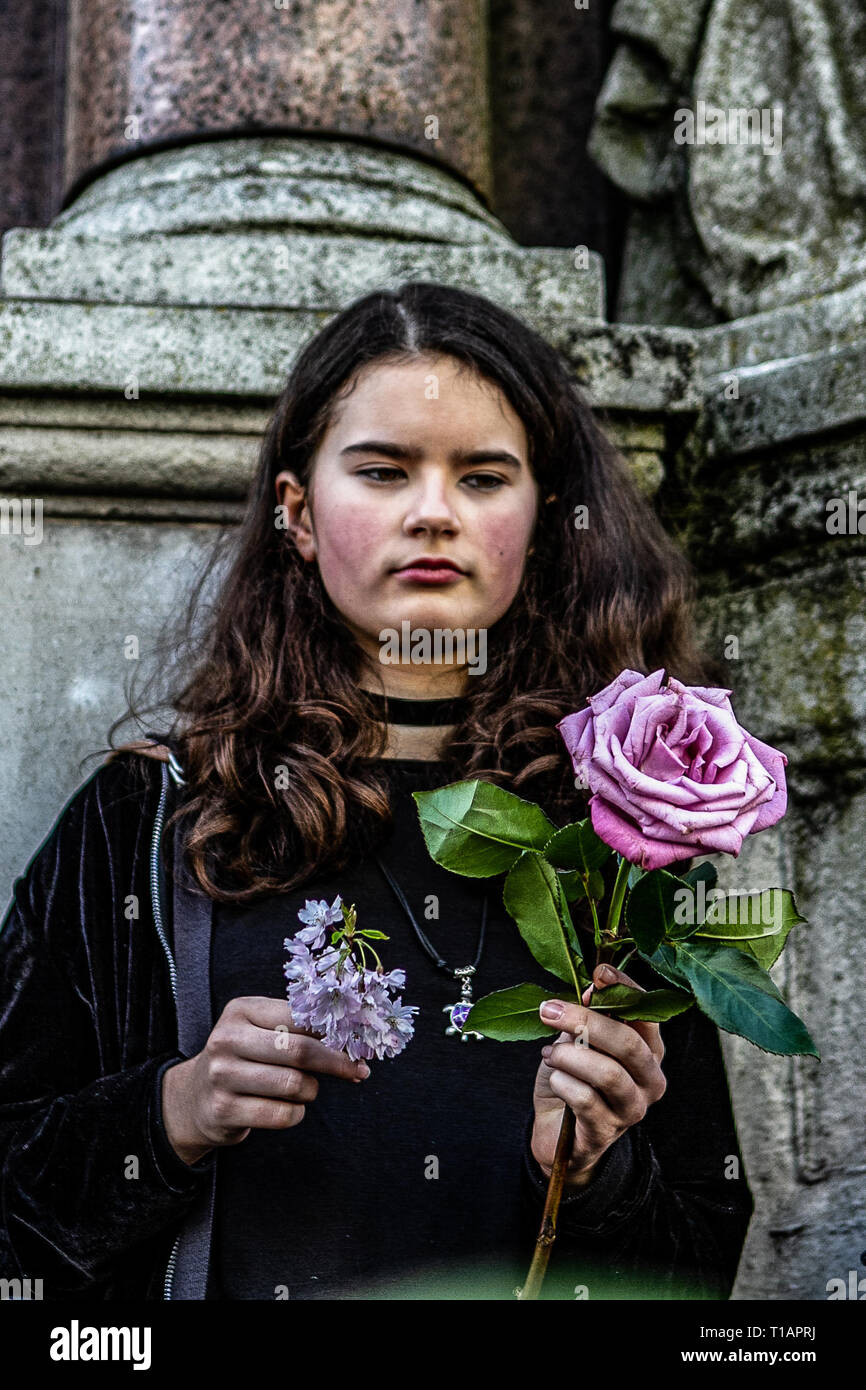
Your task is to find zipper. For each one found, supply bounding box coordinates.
[149,755,184,1301]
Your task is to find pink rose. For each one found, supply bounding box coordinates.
[557,669,788,871]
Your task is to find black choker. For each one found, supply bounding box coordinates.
[360,688,471,727]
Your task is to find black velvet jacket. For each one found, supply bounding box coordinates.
[0,749,754,1300]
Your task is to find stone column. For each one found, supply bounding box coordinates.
[64,0,491,204]
[0,0,67,232]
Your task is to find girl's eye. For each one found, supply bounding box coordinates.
[464,473,505,490]
[357,467,505,490]
[357,466,404,482]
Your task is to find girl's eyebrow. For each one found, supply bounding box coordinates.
[340,439,523,470]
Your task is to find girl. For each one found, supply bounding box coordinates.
[0,281,752,1300]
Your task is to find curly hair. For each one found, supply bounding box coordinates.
[100,280,722,902]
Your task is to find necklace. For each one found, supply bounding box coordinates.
[360,688,471,727]
[374,853,487,1042]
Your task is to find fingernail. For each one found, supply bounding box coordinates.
[540,1000,564,1020]
[541,1045,552,1058]
[356,1062,370,1078]
[597,965,617,983]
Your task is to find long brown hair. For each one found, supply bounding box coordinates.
[103,281,721,902]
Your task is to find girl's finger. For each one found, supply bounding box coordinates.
[545,1069,620,1147]
[540,998,660,1089]
[593,964,665,1064]
[546,1038,649,1124]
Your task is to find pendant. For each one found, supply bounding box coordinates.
[443,965,483,1041]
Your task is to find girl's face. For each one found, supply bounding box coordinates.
[275,353,539,685]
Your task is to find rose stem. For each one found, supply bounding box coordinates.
[517,856,632,1300]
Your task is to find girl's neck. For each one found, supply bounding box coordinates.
[380,724,451,760]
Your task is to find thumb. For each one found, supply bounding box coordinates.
[593,961,644,993]
[591,962,664,1061]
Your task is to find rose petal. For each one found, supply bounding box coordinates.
[588,668,665,717]
[590,797,698,871]
[557,705,594,769]
[641,730,688,781]
[742,731,788,830]
[666,677,734,708]
[620,692,680,766]
[567,669,788,865]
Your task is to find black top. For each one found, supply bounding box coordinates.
[206,754,754,1300]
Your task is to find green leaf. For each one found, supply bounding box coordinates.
[733,921,801,971]
[412,781,557,878]
[670,939,819,1057]
[625,869,691,953]
[641,942,692,991]
[464,984,580,1041]
[503,851,584,986]
[559,868,605,903]
[358,929,389,939]
[681,861,719,892]
[558,870,581,902]
[544,819,612,874]
[627,864,646,889]
[589,983,693,1021]
[697,889,806,968]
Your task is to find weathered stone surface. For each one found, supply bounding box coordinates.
[0,423,261,499]
[658,284,866,1297]
[1,229,604,318]
[0,519,215,883]
[0,299,698,415]
[589,0,866,324]
[54,140,505,243]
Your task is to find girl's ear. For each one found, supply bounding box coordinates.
[275,469,316,561]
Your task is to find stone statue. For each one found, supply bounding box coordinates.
[588,0,866,324]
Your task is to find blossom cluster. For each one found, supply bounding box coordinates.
[283,896,418,1061]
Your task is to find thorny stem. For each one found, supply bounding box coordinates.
[603,855,631,941]
[517,855,633,1301]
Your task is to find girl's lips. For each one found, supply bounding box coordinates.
[393,565,465,585]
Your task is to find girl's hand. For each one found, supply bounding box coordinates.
[530,964,667,1188]
[161,996,371,1165]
